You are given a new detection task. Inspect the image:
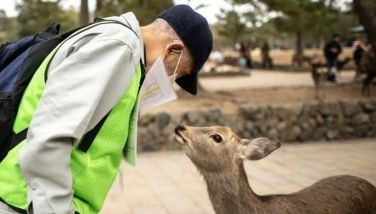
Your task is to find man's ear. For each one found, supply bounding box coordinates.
[238,138,281,160]
[163,40,184,58]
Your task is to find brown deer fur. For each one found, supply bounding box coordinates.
[306,56,351,99]
[174,125,376,214]
[361,49,376,96]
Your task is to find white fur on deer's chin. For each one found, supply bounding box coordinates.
[175,134,186,145]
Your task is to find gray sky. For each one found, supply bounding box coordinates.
[0,0,234,24]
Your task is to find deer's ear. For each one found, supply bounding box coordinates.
[238,138,281,160]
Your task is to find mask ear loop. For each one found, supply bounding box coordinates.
[173,50,184,76]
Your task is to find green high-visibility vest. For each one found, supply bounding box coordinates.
[0,46,142,213]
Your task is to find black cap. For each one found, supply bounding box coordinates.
[158,5,213,95]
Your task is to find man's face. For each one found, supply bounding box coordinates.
[334,36,341,42]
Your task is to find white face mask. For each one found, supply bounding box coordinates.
[139,51,183,113]
[168,50,184,84]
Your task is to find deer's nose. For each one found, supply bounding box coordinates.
[175,125,186,133]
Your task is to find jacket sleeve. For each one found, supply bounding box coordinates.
[18,37,137,214]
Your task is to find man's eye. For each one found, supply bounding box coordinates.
[211,134,223,143]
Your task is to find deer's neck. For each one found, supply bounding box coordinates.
[202,163,261,213]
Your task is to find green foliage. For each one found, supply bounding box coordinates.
[95,0,173,25]
[214,8,249,45]
[265,0,356,40]
[0,16,20,43]
[228,0,359,48]
[17,0,78,38]
[251,19,290,46]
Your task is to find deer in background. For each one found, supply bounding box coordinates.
[174,125,376,214]
[361,48,376,96]
[291,53,312,67]
[306,55,351,99]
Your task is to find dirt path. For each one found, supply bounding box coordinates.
[144,69,372,115]
[199,69,355,90]
[146,84,369,115]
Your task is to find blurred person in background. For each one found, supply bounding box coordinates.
[211,49,223,66]
[353,36,368,79]
[261,41,273,69]
[239,41,253,68]
[324,33,342,82]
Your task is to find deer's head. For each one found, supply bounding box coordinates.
[174,125,281,173]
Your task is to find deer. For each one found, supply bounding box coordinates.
[306,55,351,99]
[174,125,376,214]
[291,53,312,67]
[361,48,376,96]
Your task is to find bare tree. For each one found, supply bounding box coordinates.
[353,0,376,96]
[353,0,376,52]
[80,0,89,25]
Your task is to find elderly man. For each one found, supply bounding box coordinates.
[0,5,212,214]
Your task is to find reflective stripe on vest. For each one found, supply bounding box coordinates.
[0,46,141,213]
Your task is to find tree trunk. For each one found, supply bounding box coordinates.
[95,0,104,17]
[353,0,376,53]
[319,37,325,49]
[142,0,149,9]
[296,30,304,67]
[328,0,335,10]
[80,0,89,25]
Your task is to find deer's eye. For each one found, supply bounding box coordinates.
[211,134,223,143]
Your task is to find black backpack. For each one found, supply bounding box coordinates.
[0,19,138,161]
